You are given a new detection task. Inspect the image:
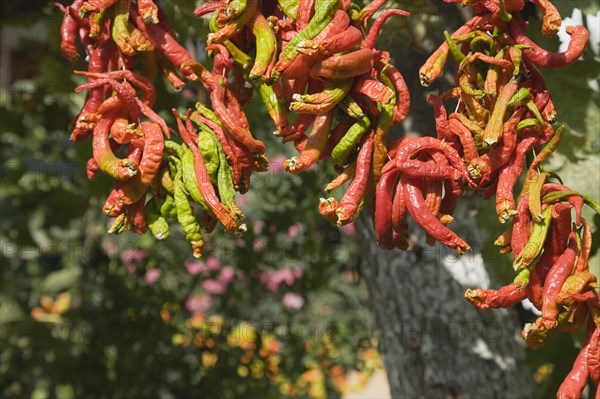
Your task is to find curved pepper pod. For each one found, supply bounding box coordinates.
[509,17,589,69]
[309,49,373,79]
[57,1,83,61]
[284,110,334,174]
[556,319,594,399]
[541,232,578,329]
[93,115,139,181]
[374,168,400,249]
[403,175,471,254]
[464,283,527,309]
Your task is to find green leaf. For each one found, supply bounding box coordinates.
[40,267,81,292]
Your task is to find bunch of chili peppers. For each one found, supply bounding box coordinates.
[57,0,267,256]
[194,0,412,227]
[368,0,597,396]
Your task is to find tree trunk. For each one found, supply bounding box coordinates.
[355,2,534,397]
[357,199,532,398]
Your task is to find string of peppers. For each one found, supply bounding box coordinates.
[56,0,598,396]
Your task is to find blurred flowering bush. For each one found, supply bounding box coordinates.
[0,4,379,397]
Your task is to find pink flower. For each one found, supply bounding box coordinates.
[292,267,303,279]
[269,224,278,233]
[287,223,303,240]
[220,266,235,284]
[259,268,300,293]
[253,238,265,252]
[121,249,148,266]
[186,295,212,313]
[206,257,221,271]
[185,260,206,276]
[270,154,286,174]
[203,279,227,295]
[342,223,356,236]
[144,268,161,285]
[236,238,246,248]
[253,220,266,235]
[237,193,250,208]
[283,293,304,310]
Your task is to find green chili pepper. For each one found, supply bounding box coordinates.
[498,0,512,22]
[528,172,549,222]
[542,191,600,215]
[513,205,553,273]
[112,0,132,55]
[197,130,220,185]
[181,147,209,211]
[513,268,530,290]
[195,102,223,127]
[160,194,177,218]
[146,197,171,240]
[444,31,465,63]
[290,78,353,113]
[508,46,522,76]
[164,139,185,159]
[173,165,204,258]
[270,0,339,82]
[331,117,370,166]
[248,12,276,83]
[257,83,288,132]
[277,0,299,19]
[507,87,530,108]
[108,213,128,234]
[516,118,542,132]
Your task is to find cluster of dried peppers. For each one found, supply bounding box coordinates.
[195,0,411,227]
[57,0,268,256]
[58,0,599,395]
[371,0,597,396]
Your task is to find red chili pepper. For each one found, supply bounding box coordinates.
[383,64,411,123]
[440,179,464,220]
[587,325,600,386]
[362,9,410,50]
[397,160,462,181]
[296,0,316,31]
[310,49,373,79]
[284,110,334,173]
[427,94,452,141]
[531,0,562,36]
[556,319,594,399]
[465,283,527,309]
[56,1,84,61]
[495,136,538,222]
[126,197,148,234]
[209,76,266,154]
[319,198,339,224]
[76,70,157,106]
[542,231,578,329]
[193,1,221,17]
[468,108,524,183]
[403,174,471,254]
[419,14,495,86]
[509,17,589,68]
[353,78,395,104]
[336,131,374,226]
[448,117,479,163]
[374,168,400,249]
